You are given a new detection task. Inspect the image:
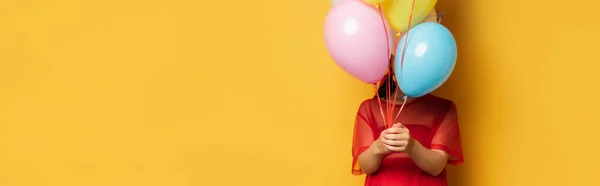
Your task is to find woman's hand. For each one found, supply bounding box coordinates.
[379,123,414,153]
[369,135,391,156]
[359,123,415,174]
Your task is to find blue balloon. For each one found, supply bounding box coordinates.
[394,22,457,97]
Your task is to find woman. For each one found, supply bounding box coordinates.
[351,61,463,185]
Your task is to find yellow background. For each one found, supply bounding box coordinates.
[1,0,599,186]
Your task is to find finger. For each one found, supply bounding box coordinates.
[386,129,404,135]
[384,133,400,140]
[382,139,400,146]
[395,127,409,134]
[384,134,397,140]
[385,128,402,134]
[392,123,401,128]
[384,144,406,152]
[383,139,408,147]
[380,130,387,136]
[397,123,406,128]
[383,144,394,151]
[385,134,410,141]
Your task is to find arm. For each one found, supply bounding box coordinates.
[352,100,390,175]
[409,102,464,176]
[384,124,450,176]
[407,139,449,176]
[357,134,395,175]
[357,141,385,175]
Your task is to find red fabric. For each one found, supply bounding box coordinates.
[351,94,463,186]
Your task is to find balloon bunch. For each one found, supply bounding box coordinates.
[324,0,457,127]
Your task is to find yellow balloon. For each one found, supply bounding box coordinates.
[387,9,437,38]
[380,0,437,32]
[363,0,385,5]
[380,0,394,16]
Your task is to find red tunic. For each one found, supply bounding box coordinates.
[352,94,464,186]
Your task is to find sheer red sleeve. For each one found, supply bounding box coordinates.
[351,100,376,175]
[430,103,464,165]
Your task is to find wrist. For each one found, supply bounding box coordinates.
[406,138,420,156]
[369,141,386,157]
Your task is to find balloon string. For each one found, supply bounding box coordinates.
[394,96,408,121]
[393,33,401,54]
[388,74,393,127]
[373,84,388,128]
[390,0,417,123]
[386,42,392,126]
[376,4,393,128]
[377,5,390,63]
[400,0,417,75]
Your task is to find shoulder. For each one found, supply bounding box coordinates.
[354,98,380,117]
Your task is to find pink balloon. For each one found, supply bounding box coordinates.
[324,1,393,84]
